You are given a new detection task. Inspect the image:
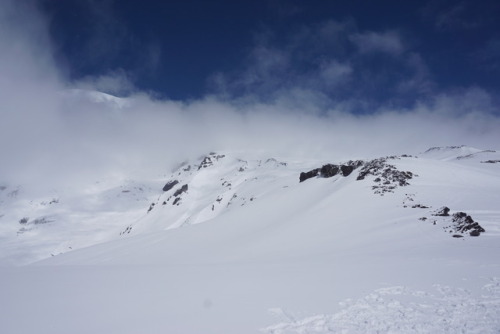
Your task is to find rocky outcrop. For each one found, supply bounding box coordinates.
[198,156,214,170]
[432,206,450,217]
[198,153,226,170]
[419,206,486,237]
[299,169,320,182]
[299,157,414,194]
[173,184,188,197]
[299,161,363,182]
[452,212,485,236]
[163,180,179,192]
[357,157,415,194]
[424,145,465,153]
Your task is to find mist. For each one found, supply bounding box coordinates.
[1,1,499,191]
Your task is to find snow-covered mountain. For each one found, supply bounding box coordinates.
[1,145,500,333]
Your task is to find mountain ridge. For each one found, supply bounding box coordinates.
[1,145,499,333]
[1,145,498,265]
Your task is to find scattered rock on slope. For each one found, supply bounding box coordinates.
[299,161,363,182]
[432,206,450,217]
[173,184,188,197]
[452,212,485,236]
[357,157,415,194]
[198,153,226,170]
[162,180,179,192]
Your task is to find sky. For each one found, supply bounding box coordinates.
[40,0,500,108]
[1,0,500,188]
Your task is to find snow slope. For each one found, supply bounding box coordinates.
[1,146,500,333]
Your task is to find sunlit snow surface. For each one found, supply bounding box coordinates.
[1,146,500,333]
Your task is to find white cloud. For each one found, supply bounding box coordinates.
[74,69,136,96]
[397,53,434,95]
[349,31,404,55]
[1,1,499,193]
[319,60,353,86]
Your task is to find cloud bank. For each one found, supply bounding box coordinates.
[1,1,499,191]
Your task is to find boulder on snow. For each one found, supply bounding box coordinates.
[299,169,320,182]
[469,230,481,237]
[452,212,485,235]
[300,161,363,182]
[320,164,340,178]
[162,180,179,192]
[433,206,450,216]
[173,184,188,197]
[340,165,355,176]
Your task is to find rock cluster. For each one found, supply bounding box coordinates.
[299,161,363,182]
[300,156,415,195]
[432,206,450,216]
[452,212,485,236]
[357,158,414,194]
[198,153,226,170]
[173,184,188,197]
[420,206,486,237]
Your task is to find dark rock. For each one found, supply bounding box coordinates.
[356,157,415,194]
[147,203,155,213]
[412,204,429,209]
[469,230,481,237]
[481,160,500,164]
[300,160,363,183]
[32,217,53,225]
[299,169,320,182]
[433,206,450,216]
[320,164,340,177]
[452,234,464,238]
[173,184,188,197]
[452,212,485,234]
[198,153,225,170]
[340,165,354,176]
[162,180,179,192]
[172,197,181,206]
[198,156,213,170]
[424,145,465,153]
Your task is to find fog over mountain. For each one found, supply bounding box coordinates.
[1,1,499,192]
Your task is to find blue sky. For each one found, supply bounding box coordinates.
[41,0,500,111]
